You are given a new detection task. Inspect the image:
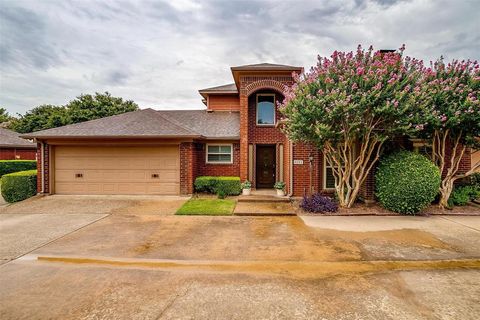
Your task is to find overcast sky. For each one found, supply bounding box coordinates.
[1,0,479,115]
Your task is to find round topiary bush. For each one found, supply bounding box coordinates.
[375,151,440,214]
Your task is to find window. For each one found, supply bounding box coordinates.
[323,155,352,189]
[324,157,337,189]
[256,94,275,125]
[206,144,233,164]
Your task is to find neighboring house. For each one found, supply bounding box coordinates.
[0,127,36,160]
[22,63,473,199]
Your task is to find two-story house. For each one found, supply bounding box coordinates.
[23,63,473,199]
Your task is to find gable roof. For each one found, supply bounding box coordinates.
[0,127,36,148]
[21,108,240,140]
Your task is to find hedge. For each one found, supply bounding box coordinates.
[0,160,37,177]
[375,151,440,214]
[1,170,37,203]
[194,176,241,196]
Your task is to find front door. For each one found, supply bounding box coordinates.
[256,145,276,188]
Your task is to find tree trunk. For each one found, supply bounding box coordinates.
[439,178,454,208]
[325,136,382,208]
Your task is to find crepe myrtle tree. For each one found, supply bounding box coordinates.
[279,45,424,208]
[412,58,480,208]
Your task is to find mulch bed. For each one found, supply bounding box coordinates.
[294,201,480,216]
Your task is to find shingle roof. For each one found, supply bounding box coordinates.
[231,63,303,71]
[158,110,240,139]
[21,108,240,140]
[0,128,36,148]
[198,83,237,93]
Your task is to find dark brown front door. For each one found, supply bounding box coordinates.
[256,145,276,188]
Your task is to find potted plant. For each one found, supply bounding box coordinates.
[241,180,251,196]
[274,181,286,197]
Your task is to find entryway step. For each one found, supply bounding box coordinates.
[233,201,296,216]
[237,195,291,203]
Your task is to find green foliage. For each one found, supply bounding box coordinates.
[0,107,13,123]
[1,170,37,203]
[0,160,37,177]
[274,181,285,190]
[280,45,423,149]
[449,185,480,206]
[67,92,139,123]
[176,199,235,215]
[217,189,227,199]
[9,92,138,133]
[241,180,251,189]
[376,151,440,214]
[9,105,68,133]
[469,173,480,189]
[412,59,480,151]
[194,176,241,196]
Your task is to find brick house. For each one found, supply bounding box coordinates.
[0,127,37,160]
[22,63,473,198]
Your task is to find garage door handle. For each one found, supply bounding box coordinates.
[75,173,83,178]
[151,174,159,178]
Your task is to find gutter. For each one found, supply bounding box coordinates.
[18,134,203,140]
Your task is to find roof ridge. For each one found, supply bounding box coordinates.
[154,110,201,136]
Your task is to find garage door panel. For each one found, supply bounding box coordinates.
[54,146,180,195]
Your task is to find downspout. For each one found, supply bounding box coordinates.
[287,140,293,197]
[40,141,45,194]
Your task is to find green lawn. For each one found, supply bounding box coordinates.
[175,198,236,216]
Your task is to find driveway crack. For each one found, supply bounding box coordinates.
[439,216,480,233]
[155,281,193,320]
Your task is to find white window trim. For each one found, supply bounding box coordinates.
[206,143,233,164]
[256,93,276,126]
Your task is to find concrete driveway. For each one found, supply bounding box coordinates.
[1,209,479,319]
[0,195,188,215]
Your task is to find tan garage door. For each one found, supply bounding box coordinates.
[54,146,180,195]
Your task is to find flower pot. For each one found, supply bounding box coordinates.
[276,189,285,197]
[242,188,251,196]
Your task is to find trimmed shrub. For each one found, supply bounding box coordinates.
[0,160,37,177]
[194,176,241,196]
[449,185,480,206]
[1,170,37,203]
[300,193,338,213]
[375,151,440,214]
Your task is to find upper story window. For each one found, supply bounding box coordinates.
[256,94,275,126]
[206,144,233,164]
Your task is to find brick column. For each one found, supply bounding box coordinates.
[179,142,194,195]
[239,87,249,182]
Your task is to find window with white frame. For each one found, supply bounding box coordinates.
[256,94,275,125]
[206,144,233,164]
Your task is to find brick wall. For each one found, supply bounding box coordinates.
[207,95,240,111]
[179,142,194,195]
[292,143,321,197]
[194,142,240,177]
[239,75,295,183]
[0,148,36,160]
[35,142,49,194]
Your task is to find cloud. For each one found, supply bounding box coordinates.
[0,0,479,114]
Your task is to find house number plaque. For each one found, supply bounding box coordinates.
[293,160,304,165]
